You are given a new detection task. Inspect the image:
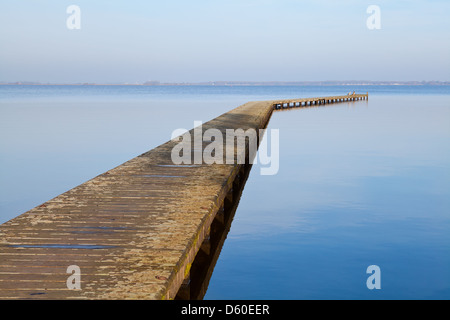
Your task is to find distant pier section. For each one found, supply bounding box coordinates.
[0,93,367,299]
[273,93,368,110]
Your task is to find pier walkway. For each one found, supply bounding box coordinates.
[273,93,368,110]
[0,93,367,299]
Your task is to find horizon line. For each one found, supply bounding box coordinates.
[1,80,450,86]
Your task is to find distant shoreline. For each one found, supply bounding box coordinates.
[1,81,449,86]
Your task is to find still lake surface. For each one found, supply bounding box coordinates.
[1,85,449,299]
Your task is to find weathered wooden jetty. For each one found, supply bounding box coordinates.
[0,93,368,299]
[273,93,368,110]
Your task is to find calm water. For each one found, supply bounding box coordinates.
[1,85,449,299]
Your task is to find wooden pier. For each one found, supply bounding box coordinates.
[273,93,368,110]
[0,93,367,299]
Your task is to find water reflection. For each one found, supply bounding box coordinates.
[204,95,450,299]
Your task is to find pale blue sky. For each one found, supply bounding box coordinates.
[0,0,449,83]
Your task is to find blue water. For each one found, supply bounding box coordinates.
[1,85,449,299]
